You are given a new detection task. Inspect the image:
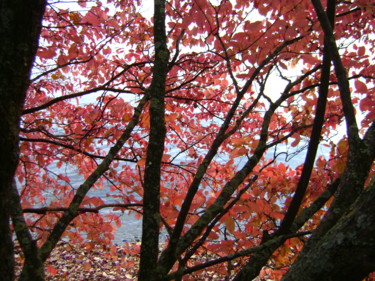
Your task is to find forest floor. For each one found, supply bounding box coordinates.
[15,241,140,280]
[14,241,230,280]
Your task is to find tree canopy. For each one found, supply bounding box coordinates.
[1,0,375,280]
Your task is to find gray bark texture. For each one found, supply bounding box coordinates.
[282,177,375,281]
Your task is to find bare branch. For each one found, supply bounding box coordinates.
[22,203,142,214]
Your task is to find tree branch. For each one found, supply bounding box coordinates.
[311,0,359,144]
[38,94,148,262]
[23,62,147,115]
[10,180,45,280]
[22,203,142,214]
[277,0,336,235]
[157,35,306,276]
[19,137,137,163]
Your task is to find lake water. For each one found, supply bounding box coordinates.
[50,160,169,244]
[49,139,322,244]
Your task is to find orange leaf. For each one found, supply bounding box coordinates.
[334,160,346,174]
[225,216,235,234]
[137,158,146,167]
[122,113,132,122]
[337,138,348,154]
[229,147,247,159]
[231,136,251,147]
[291,134,300,147]
[51,72,65,80]
[83,261,92,271]
[69,12,82,24]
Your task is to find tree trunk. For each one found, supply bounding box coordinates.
[281,1,375,279]
[138,0,169,280]
[282,176,375,281]
[0,0,46,279]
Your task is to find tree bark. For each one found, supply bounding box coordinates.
[281,1,375,279]
[138,0,169,280]
[282,176,375,281]
[276,0,335,235]
[11,181,44,281]
[0,0,46,279]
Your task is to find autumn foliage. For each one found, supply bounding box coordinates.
[4,0,375,280]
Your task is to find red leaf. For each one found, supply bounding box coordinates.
[354,80,368,93]
[360,96,374,111]
[57,54,68,66]
[291,134,301,147]
[38,48,56,59]
[47,265,58,276]
[67,43,78,60]
[81,13,100,26]
[78,0,86,7]
[357,46,366,57]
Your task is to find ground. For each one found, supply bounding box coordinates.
[15,241,229,280]
[15,242,139,280]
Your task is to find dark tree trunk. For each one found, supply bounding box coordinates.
[0,0,46,279]
[282,175,375,281]
[281,0,375,280]
[138,0,169,280]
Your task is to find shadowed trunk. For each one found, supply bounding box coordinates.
[0,0,46,279]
